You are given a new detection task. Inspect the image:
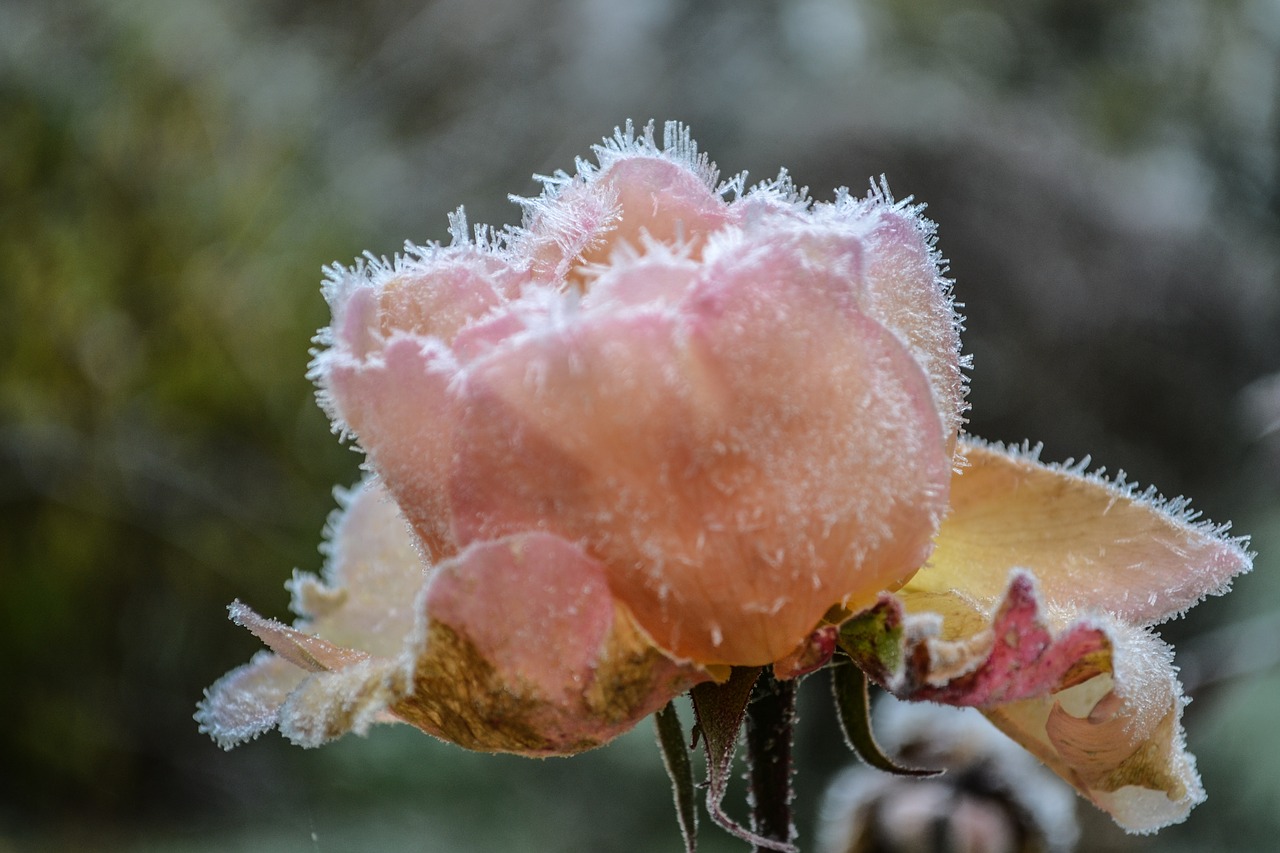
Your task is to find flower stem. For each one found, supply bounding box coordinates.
[744,669,796,850]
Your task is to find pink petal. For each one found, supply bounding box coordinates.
[391,532,706,754]
[518,132,731,284]
[739,193,966,454]
[450,234,950,666]
[319,336,461,560]
[422,532,616,700]
[372,251,526,345]
[860,209,966,451]
[578,247,700,312]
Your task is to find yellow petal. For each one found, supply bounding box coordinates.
[907,438,1251,626]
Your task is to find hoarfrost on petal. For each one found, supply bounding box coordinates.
[909,438,1252,627]
[195,652,307,750]
[196,478,429,749]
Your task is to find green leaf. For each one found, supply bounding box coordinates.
[654,700,698,853]
[831,659,940,777]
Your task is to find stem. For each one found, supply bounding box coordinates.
[744,670,796,850]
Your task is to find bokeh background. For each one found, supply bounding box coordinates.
[3,0,1279,850]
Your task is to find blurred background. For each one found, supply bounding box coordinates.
[3,0,1279,850]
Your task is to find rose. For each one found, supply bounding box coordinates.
[198,122,1251,838]
[318,145,963,667]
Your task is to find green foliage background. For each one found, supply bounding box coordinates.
[2,1,1278,850]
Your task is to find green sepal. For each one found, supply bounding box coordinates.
[830,658,940,777]
[690,667,796,852]
[835,598,905,683]
[654,700,698,853]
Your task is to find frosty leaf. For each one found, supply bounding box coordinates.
[655,701,698,853]
[830,659,939,777]
[836,597,905,685]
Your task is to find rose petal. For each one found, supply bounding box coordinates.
[198,483,700,754]
[196,604,412,749]
[318,336,460,560]
[321,246,526,358]
[578,246,701,312]
[451,233,950,665]
[287,478,428,657]
[373,249,527,345]
[860,206,966,451]
[840,573,1111,708]
[741,191,967,454]
[196,478,426,749]
[517,123,731,283]
[907,438,1251,626]
[392,532,706,754]
[984,627,1203,834]
[840,572,1206,833]
[195,652,307,749]
[229,602,372,673]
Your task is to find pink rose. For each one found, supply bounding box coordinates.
[317,128,962,667]
[198,122,1250,837]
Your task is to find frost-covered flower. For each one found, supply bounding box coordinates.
[197,121,1250,836]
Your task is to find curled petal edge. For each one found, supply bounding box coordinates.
[837,572,1203,833]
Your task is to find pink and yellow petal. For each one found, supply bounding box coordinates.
[841,573,1205,833]
[393,532,705,754]
[907,438,1251,626]
[984,626,1203,834]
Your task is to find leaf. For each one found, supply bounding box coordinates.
[654,701,698,853]
[830,659,940,777]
